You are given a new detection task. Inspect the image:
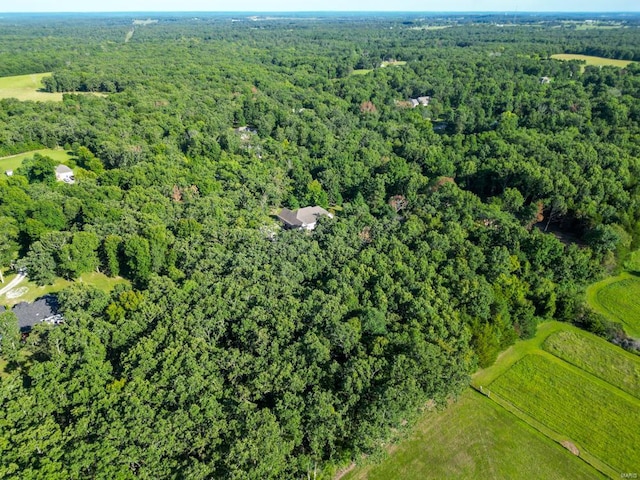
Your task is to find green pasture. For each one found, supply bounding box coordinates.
[490,353,640,474]
[543,330,640,399]
[0,72,63,102]
[587,272,640,337]
[551,54,634,70]
[344,389,602,480]
[0,148,73,173]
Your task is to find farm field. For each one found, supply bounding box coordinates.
[543,330,640,399]
[490,353,640,474]
[551,53,634,68]
[0,148,73,173]
[344,389,602,480]
[587,272,640,337]
[0,72,63,102]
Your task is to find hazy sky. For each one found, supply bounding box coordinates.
[2,0,638,13]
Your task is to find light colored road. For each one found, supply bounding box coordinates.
[0,273,25,297]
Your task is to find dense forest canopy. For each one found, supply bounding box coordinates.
[0,12,639,478]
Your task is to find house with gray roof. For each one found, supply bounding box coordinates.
[277,206,333,231]
[55,164,75,183]
[11,295,63,333]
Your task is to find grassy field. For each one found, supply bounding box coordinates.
[0,272,128,308]
[543,330,640,399]
[490,353,640,474]
[344,389,602,480]
[551,54,634,69]
[351,69,373,75]
[0,72,63,102]
[0,148,73,173]
[472,321,577,387]
[587,272,640,337]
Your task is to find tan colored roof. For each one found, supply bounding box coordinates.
[277,206,332,227]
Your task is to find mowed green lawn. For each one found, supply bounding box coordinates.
[0,72,63,102]
[587,273,640,337]
[490,353,640,474]
[543,330,640,399]
[0,148,73,173]
[344,389,602,480]
[551,54,634,69]
[0,272,129,308]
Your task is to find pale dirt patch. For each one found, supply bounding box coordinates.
[333,462,356,480]
[5,286,28,299]
[561,440,580,456]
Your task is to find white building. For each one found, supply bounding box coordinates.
[55,164,75,184]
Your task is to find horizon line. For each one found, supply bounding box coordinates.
[1,10,639,14]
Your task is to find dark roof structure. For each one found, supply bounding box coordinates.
[276,206,332,230]
[11,295,62,333]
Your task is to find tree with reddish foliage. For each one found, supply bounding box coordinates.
[389,195,408,213]
[359,101,377,114]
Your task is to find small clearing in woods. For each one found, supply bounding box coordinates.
[0,148,73,173]
[551,54,634,72]
[0,72,62,101]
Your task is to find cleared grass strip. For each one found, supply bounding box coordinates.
[490,353,640,474]
[587,274,640,338]
[543,330,640,399]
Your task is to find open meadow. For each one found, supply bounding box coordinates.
[587,273,640,338]
[551,54,634,69]
[0,72,63,101]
